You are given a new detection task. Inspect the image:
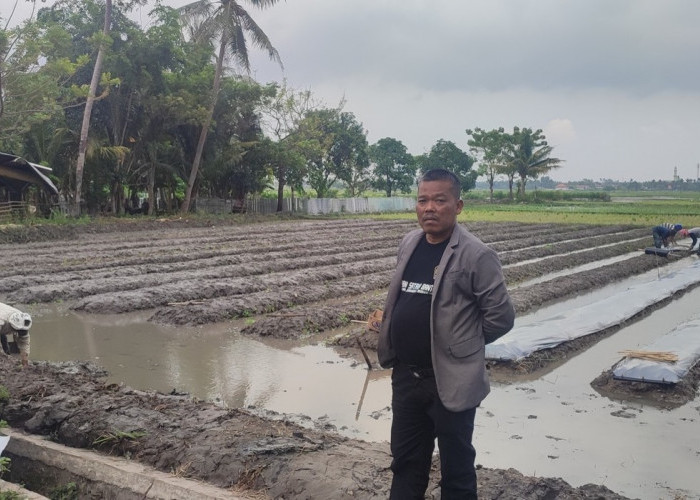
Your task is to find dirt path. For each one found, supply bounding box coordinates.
[1,217,696,498]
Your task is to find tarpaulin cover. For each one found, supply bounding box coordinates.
[611,319,700,384]
[486,259,700,361]
[644,247,671,256]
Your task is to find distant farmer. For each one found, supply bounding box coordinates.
[652,225,679,249]
[0,302,32,367]
[661,223,683,246]
[378,168,515,499]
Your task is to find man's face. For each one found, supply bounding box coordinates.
[416,179,463,244]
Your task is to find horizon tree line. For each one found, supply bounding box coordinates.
[0,0,562,216]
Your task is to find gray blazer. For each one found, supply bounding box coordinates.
[378,224,515,411]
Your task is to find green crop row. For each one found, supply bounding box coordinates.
[370,194,700,227]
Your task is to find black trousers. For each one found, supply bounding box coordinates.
[389,364,477,499]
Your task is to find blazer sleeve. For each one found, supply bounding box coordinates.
[472,247,515,344]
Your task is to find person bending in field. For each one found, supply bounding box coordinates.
[680,228,700,254]
[0,302,32,367]
[652,225,678,249]
[661,223,682,246]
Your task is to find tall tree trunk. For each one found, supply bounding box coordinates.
[508,175,514,200]
[74,0,111,216]
[276,164,285,212]
[519,175,528,197]
[181,29,227,213]
[147,163,155,216]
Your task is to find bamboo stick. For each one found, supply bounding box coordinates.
[619,350,678,363]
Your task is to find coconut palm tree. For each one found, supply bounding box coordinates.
[507,127,562,198]
[178,0,282,213]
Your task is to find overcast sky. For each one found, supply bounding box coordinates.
[8,0,700,182]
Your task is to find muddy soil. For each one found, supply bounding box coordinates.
[1,217,696,498]
[0,356,628,499]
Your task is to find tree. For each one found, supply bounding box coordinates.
[178,0,282,213]
[260,81,317,211]
[200,77,274,211]
[506,127,562,198]
[0,6,82,154]
[369,137,415,197]
[333,111,369,197]
[73,0,112,215]
[108,4,195,215]
[466,127,508,202]
[299,107,369,198]
[416,139,477,194]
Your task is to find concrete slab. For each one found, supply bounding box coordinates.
[2,430,251,499]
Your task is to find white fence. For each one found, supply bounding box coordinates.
[196,196,416,215]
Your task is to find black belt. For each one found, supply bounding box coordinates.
[405,365,434,379]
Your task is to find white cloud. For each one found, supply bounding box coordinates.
[545,119,576,146]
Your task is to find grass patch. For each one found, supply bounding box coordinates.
[92,430,146,447]
[49,482,79,500]
[0,492,23,500]
[368,194,700,227]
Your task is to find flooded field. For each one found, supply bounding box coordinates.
[2,218,699,499]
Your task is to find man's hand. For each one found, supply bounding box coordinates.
[367,309,383,332]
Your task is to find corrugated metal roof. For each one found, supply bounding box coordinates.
[0,153,59,195]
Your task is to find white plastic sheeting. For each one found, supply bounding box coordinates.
[0,434,8,456]
[486,258,700,362]
[612,319,700,384]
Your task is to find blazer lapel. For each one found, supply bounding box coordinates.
[432,226,460,295]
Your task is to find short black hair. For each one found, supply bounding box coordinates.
[418,169,461,200]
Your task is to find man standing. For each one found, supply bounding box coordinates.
[378,169,515,499]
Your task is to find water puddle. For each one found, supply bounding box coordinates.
[25,305,393,440]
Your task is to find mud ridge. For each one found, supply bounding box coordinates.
[0,356,630,499]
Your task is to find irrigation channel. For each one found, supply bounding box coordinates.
[1,218,699,499]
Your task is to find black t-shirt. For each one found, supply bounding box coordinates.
[389,235,448,368]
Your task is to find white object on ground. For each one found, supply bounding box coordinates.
[486,259,700,363]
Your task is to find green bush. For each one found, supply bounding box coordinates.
[0,490,23,500]
[49,482,79,500]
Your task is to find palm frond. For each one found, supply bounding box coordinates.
[231,2,282,69]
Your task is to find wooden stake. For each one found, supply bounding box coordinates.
[356,337,372,370]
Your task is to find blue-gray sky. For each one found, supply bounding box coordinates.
[8,0,700,182]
